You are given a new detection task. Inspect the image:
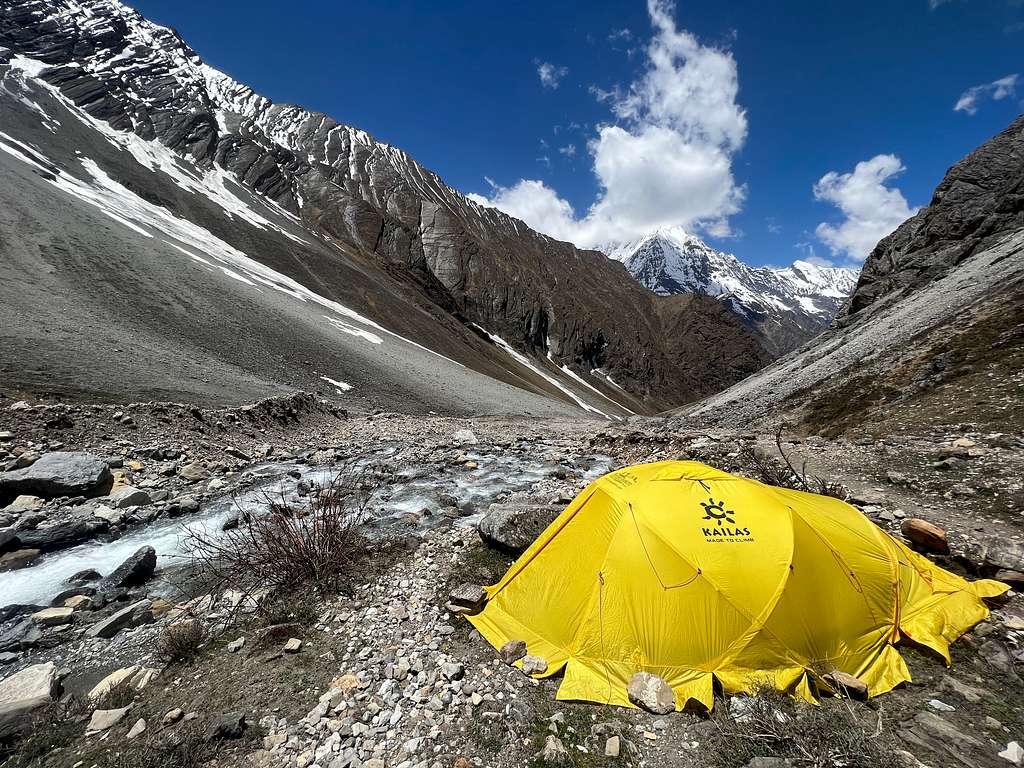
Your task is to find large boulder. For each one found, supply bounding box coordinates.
[17,516,109,553]
[0,452,113,500]
[103,546,157,589]
[478,503,559,555]
[0,662,61,737]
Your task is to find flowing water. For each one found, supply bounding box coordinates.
[0,444,614,606]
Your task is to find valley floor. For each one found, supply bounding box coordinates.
[0,394,1021,768]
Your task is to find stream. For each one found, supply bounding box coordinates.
[0,443,614,607]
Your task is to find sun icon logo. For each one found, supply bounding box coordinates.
[700,497,736,525]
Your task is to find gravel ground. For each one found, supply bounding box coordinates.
[0,398,1021,768]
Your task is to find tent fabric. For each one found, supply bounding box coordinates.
[467,460,1007,711]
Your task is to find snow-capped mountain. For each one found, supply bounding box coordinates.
[0,0,770,416]
[605,226,859,355]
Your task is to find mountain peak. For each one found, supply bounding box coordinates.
[603,228,859,355]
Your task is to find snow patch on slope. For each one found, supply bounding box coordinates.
[0,130,459,366]
[471,325,612,419]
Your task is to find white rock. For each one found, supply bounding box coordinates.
[126,717,147,739]
[521,655,548,675]
[1000,741,1023,765]
[928,698,955,712]
[605,735,620,757]
[86,705,131,734]
[88,666,139,702]
[626,671,675,715]
[0,662,60,738]
[453,429,478,445]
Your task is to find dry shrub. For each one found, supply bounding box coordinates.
[108,722,208,768]
[157,620,206,663]
[706,687,902,768]
[740,426,848,499]
[183,463,378,601]
[0,701,85,767]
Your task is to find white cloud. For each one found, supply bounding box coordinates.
[474,180,579,242]
[536,61,568,89]
[813,154,920,262]
[558,144,577,157]
[472,0,747,248]
[954,73,1019,115]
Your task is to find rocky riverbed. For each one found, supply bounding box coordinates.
[0,394,1020,768]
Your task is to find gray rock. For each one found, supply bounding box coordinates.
[900,711,982,759]
[0,604,44,623]
[0,452,112,499]
[206,712,246,741]
[448,583,486,611]
[0,662,60,737]
[0,528,20,554]
[103,545,157,589]
[85,599,154,639]
[50,586,95,606]
[108,486,151,509]
[440,662,464,681]
[985,540,1024,573]
[0,620,41,652]
[478,503,559,554]
[66,568,102,585]
[540,734,568,764]
[626,672,675,714]
[978,640,1020,681]
[92,505,125,525]
[178,462,210,482]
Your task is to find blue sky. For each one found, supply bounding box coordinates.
[131,0,1022,267]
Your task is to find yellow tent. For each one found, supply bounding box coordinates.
[468,460,1007,710]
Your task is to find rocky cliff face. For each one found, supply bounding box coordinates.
[606,226,858,355]
[0,0,769,413]
[846,114,1024,319]
[678,117,1024,435]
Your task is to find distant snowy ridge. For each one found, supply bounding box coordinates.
[604,226,859,355]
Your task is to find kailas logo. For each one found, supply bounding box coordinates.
[700,497,735,524]
[699,496,752,540]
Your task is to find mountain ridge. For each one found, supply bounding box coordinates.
[677,114,1024,435]
[0,0,770,415]
[605,225,858,355]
